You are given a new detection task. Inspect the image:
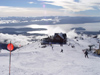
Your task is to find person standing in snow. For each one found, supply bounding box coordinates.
[61,49,63,53]
[84,50,89,58]
[52,46,53,50]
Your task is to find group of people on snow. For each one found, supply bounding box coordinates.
[49,42,89,58]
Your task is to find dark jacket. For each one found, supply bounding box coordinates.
[85,51,88,55]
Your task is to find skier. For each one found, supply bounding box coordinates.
[52,46,53,50]
[84,50,89,58]
[61,49,63,53]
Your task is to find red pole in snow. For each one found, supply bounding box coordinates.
[7,42,14,75]
[9,50,11,75]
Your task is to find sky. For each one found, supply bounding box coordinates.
[0,0,100,17]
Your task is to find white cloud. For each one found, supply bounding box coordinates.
[67,29,78,39]
[28,2,34,4]
[0,33,31,47]
[0,6,81,17]
[38,0,100,12]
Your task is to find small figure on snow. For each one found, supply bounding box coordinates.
[84,50,89,58]
[61,49,63,53]
[49,42,52,46]
[52,46,53,50]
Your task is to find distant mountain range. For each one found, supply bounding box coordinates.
[0,16,100,26]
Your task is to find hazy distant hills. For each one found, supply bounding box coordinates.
[71,27,86,31]
[0,28,47,36]
[71,27,100,35]
[0,16,100,26]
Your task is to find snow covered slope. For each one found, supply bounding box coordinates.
[0,31,100,75]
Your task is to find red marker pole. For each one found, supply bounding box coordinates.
[7,42,14,75]
[9,50,11,75]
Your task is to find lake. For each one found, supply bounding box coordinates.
[0,22,100,35]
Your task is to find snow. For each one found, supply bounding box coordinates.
[0,30,100,75]
[67,29,78,39]
[58,33,64,39]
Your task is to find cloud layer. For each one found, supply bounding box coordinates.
[0,6,89,17]
[0,0,100,17]
[0,6,66,17]
[39,0,100,12]
[28,2,35,4]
